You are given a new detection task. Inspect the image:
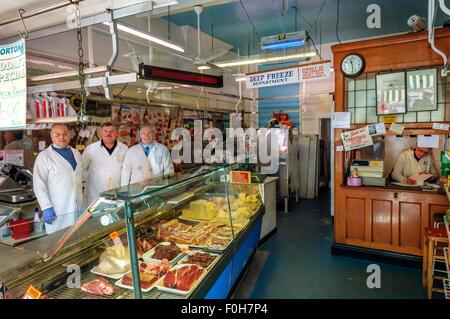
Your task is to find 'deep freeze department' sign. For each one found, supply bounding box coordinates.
[0,39,27,129]
[245,62,331,89]
[246,68,299,89]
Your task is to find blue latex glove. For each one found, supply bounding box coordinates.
[42,208,56,224]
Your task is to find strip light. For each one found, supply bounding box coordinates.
[215,52,317,68]
[30,66,108,82]
[262,39,305,50]
[197,66,211,70]
[104,22,185,53]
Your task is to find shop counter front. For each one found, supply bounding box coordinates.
[334,184,448,257]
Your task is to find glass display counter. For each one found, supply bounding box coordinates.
[0,163,264,299]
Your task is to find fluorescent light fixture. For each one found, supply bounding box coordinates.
[30,66,108,82]
[215,52,316,68]
[104,22,184,53]
[197,65,210,70]
[235,77,247,82]
[153,0,178,9]
[156,86,172,90]
[262,39,305,50]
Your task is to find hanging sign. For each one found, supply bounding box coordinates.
[341,127,373,151]
[0,38,26,129]
[245,62,331,89]
[299,62,331,82]
[246,68,299,89]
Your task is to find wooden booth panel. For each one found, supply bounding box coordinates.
[345,198,365,241]
[371,200,393,245]
[398,202,422,249]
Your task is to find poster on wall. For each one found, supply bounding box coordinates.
[299,62,331,82]
[0,38,27,129]
[341,127,373,151]
[376,72,406,115]
[406,68,437,112]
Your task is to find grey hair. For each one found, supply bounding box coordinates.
[140,123,156,133]
[50,124,69,135]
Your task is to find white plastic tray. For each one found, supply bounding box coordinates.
[115,274,158,293]
[155,264,207,296]
[90,266,129,280]
[142,242,184,264]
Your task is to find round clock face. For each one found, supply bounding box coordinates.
[341,54,365,77]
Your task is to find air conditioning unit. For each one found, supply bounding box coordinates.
[261,31,308,51]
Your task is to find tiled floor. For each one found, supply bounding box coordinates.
[247,190,426,299]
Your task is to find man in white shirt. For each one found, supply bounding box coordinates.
[80,122,128,208]
[121,124,174,186]
[391,146,438,185]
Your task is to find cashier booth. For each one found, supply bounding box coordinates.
[350,135,446,188]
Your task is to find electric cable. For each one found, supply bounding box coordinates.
[239,0,261,39]
[117,83,128,98]
[336,0,342,44]
[308,36,324,62]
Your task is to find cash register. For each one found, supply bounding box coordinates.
[350,160,387,186]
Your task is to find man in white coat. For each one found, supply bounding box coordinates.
[121,124,174,186]
[33,124,82,234]
[80,122,128,208]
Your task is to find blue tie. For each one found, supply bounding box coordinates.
[144,146,150,156]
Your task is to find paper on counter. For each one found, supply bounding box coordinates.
[331,112,351,129]
[418,135,439,148]
[432,123,450,131]
[389,123,405,135]
[392,173,433,187]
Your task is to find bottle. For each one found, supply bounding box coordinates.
[33,208,43,232]
[1,210,11,238]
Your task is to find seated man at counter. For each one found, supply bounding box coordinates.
[391,146,439,185]
[121,124,174,186]
[33,124,83,234]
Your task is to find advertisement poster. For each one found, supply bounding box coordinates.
[341,127,373,151]
[367,123,386,136]
[376,72,406,115]
[406,68,437,112]
[0,38,27,128]
[5,150,24,166]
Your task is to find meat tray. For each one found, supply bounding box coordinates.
[114,275,157,293]
[176,250,219,269]
[154,264,207,296]
[142,242,184,265]
[90,266,130,280]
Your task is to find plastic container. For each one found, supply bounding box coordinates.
[9,219,34,240]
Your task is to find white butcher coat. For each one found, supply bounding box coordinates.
[391,149,437,183]
[121,142,174,186]
[33,146,83,234]
[80,140,128,208]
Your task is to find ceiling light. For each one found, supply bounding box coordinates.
[152,0,178,9]
[104,22,185,53]
[262,39,305,50]
[215,52,317,68]
[235,77,247,82]
[197,65,210,70]
[157,86,172,90]
[30,66,109,82]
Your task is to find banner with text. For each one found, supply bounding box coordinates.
[0,38,26,129]
[299,63,331,82]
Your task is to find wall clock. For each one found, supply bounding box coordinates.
[341,54,365,78]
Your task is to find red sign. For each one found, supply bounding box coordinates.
[230,171,251,184]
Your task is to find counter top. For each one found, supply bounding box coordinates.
[341,183,446,196]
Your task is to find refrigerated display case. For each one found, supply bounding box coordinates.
[0,163,264,299]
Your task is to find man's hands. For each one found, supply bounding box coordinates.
[42,207,56,224]
[405,177,417,185]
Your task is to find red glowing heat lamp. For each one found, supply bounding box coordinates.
[138,63,223,88]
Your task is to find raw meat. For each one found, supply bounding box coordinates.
[181,252,216,268]
[81,277,115,296]
[152,244,180,261]
[121,272,159,290]
[163,265,204,291]
[136,236,158,256]
[139,259,171,277]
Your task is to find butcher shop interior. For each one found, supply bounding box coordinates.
[0,0,450,302]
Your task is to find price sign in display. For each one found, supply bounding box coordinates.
[22,285,42,299]
[230,171,251,184]
[109,231,122,246]
[0,38,26,129]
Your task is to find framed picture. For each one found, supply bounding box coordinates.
[406,68,438,112]
[376,72,406,115]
